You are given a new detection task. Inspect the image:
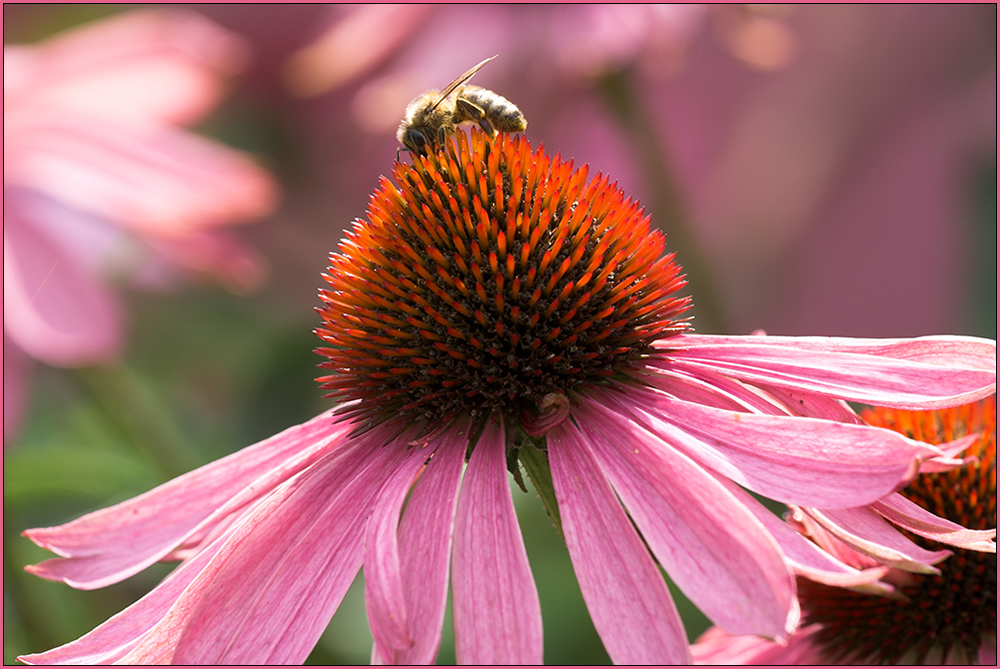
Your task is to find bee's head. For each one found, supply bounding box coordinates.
[397,125,430,157]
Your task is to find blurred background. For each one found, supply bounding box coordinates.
[4,4,996,665]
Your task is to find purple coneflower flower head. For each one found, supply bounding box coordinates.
[692,396,997,665]
[20,129,997,665]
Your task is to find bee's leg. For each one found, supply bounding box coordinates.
[456,98,495,137]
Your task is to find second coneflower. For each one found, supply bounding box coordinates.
[692,396,997,665]
[20,129,997,665]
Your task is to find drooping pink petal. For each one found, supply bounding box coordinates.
[755,382,865,423]
[18,535,225,665]
[365,439,434,660]
[578,398,798,640]
[386,433,467,665]
[872,493,997,552]
[24,411,351,588]
[658,333,996,409]
[3,208,122,366]
[451,420,543,665]
[161,505,241,562]
[917,433,980,473]
[548,420,690,664]
[760,515,892,593]
[8,116,277,237]
[7,9,247,126]
[707,471,893,593]
[643,363,787,413]
[652,364,863,423]
[803,506,953,573]
[606,386,939,508]
[788,506,874,572]
[165,436,402,664]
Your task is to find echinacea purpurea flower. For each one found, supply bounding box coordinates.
[692,396,997,665]
[19,128,997,665]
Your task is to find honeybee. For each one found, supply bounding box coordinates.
[397,55,527,156]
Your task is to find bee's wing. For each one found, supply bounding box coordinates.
[427,55,498,112]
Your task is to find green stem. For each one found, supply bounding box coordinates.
[519,441,563,538]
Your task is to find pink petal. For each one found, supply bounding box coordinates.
[18,536,225,665]
[659,333,996,409]
[872,493,997,552]
[709,472,893,593]
[755,382,865,423]
[691,623,827,665]
[917,433,981,473]
[607,386,939,508]
[24,411,351,588]
[643,363,787,413]
[167,437,400,664]
[653,364,863,423]
[578,398,797,640]
[548,420,690,664]
[8,9,247,126]
[385,434,466,665]
[3,208,123,366]
[803,506,953,573]
[787,506,874,572]
[451,420,542,665]
[365,440,434,660]
[8,116,277,237]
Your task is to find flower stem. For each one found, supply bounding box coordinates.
[519,440,564,538]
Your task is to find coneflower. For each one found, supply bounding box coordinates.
[693,396,997,665]
[20,129,996,665]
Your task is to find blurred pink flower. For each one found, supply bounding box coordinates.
[692,397,997,665]
[19,132,996,665]
[3,9,277,442]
